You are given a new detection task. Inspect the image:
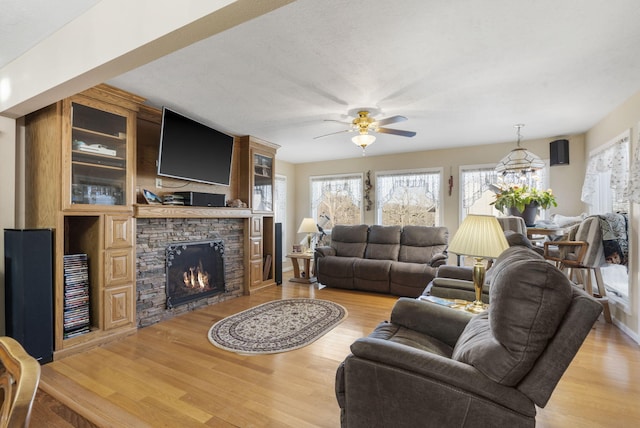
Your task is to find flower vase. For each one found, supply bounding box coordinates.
[508,202,539,227]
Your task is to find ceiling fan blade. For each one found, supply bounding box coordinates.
[323,119,353,126]
[375,115,408,126]
[313,129,354,139]
[376,127,416,137]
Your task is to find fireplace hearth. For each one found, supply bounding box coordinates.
[166,240,225,308]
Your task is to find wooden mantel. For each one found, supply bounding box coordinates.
[134,205,253,219]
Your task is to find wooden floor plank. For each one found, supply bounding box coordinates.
[32,276,640,427]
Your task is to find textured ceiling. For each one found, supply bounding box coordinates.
[0,0,100,67]
[4,0,640,163]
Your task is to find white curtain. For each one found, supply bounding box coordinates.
[376,171,440,207]
[461,167,498,209]
[627,127,640,204]
[274,175,287,257]
[581,134,629,208]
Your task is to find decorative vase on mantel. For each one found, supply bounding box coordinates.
[507,202,539,227]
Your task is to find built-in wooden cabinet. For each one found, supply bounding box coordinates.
[25,84,141,358]
[237,136,279,293]
[24,83,280,357]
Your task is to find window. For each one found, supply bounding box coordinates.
[310,173,363,229]
[581,130,631,303]
[375,169,441,226]
[581,131,630,215]
[460,164,550,222]
[274,174,287,259]
[460,165,500,219]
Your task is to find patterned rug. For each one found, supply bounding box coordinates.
[208,298,347,354]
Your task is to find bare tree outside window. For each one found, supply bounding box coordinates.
[311,174,363,230]
[376,170,441,227]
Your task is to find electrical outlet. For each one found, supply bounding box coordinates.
[155,178,162,188]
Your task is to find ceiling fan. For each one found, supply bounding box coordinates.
[314,110,416,154]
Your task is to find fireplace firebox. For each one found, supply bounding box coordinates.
[166,240,225,308]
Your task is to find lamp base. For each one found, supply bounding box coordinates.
[465,300,487,313]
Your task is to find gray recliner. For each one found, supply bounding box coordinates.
[336,246,603,427]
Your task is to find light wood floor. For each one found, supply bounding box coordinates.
[33,275,640,427]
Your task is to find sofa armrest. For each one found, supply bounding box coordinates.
[429,252,448,267]
[389,297,472,348]
[347,337,535,416]
[436,264,473,281]
[315,246,335,257]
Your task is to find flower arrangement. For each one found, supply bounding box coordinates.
[491,185,557,213]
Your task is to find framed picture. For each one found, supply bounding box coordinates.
[142,189,162,204]
[292,244,302,253]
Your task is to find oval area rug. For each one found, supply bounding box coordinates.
[208,298,347,354]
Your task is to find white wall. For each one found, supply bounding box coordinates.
[0,116,16,334]
[289,134,586,240]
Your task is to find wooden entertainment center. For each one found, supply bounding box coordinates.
[25,84,278,358]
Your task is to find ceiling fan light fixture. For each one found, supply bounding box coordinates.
[352,133,376,148]
[495,124,545,175]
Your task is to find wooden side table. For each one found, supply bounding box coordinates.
[286,253,317,284]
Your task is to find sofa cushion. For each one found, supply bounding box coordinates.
[331,224,369,258]
[398,226,448,264]
[365,225,401,261]
[451,256,573,386]
[316,256,357,289]
[389,262,438,298]
[354,259,392,293]
[368,321,454,358]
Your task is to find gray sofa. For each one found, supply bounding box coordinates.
[424,231,538,303]
[335,245,603,427]
[315,224,448,297]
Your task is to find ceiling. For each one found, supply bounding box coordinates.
[4,0,640,164]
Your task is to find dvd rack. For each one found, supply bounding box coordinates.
[63,254,91,339]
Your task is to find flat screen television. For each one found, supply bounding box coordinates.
[157,107,234,186]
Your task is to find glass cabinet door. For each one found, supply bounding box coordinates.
[253,153,273,212]
[70,102,128,206]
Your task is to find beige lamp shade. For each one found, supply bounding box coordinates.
[297,218,317,234]
[448,215,509,259]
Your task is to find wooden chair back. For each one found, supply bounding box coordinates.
[0,337,41,428]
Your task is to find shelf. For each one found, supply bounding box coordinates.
[72,149,125,161]
[134,205,253,219]
[72,161,125,171]
[73,126,126,142]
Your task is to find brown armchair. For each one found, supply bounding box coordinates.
[336,246,602,427]
[543,216,613,323]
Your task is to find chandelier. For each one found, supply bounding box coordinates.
[495,124,545,175]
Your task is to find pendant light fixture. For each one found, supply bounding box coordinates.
[495,124,545,175]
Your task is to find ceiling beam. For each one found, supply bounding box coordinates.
[0,0,295,118]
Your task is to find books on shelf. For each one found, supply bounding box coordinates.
[63,254,91,339]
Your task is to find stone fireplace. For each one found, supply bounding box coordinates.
[165,239,225,308]
[136,217,245,327]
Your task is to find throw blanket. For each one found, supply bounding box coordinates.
[597,213,629,268]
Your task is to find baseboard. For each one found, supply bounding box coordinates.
[612,317,640,344]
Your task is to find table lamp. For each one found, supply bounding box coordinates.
[297,218,317,253]
[448,215,509,313]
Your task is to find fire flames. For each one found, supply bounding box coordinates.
[183,260,210,289]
